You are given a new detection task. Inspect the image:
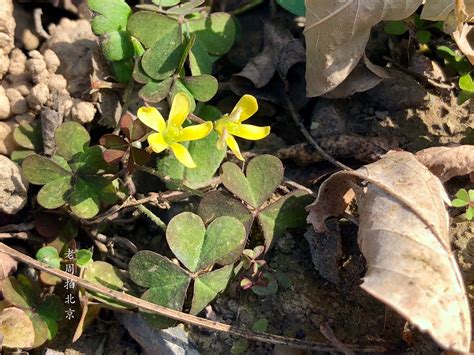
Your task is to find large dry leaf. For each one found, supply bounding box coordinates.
[416,145,474,182]
[307,151,471,352]
[304,0,422,97]
[421,0,454,20]
[0,307,35,348]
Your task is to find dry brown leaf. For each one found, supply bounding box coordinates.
[304,0,422,97]
[307,151,471,352]
[0,307,35,349]
[0,252,17,280]
[420,0,454,21]
[415,145,474,182]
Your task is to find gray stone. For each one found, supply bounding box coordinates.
[0,155,28,214]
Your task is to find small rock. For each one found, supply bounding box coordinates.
[0,121,17,155]
[43,49,60,73]
[70,100,96,124]
[0,54,9,79]
[8,48,26,76]
[0,86,11,119]
[48,74,68,92]
[310,98,347,138]
[0,155,28,214]
[6,88,28,115]
[27,82,49,109]
[27,50,48,84]
[22,28,39,51]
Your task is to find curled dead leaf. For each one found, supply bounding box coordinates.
[415,145,474,182]
[307,151,471,352]
[0,307,35,349]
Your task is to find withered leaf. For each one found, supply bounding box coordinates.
[307,151,471,352]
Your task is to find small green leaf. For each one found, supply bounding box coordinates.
[415,30,431,44]
[276,0,305,16]
[436,45,456,59]
[39,315,58,340]
[24,309,49,348]
[83,261,129,308]
[55,121,91,160]
[167,212,246,272]
[127,11,180,49]
[129,250,190,289]
[180,75,218,102]
[455,189,469,202]
[22,155,71,185]
[141,33,182,80]
[251,318,268,332]
[88,0,132,35]
[188,13,237,56]
[198,191,254,233]
[466,207,474,221]
[384,21,408,35]
[258,190,314,249]
[190,264,234,315]
[37,177,72,209]
[76,249,93,268]
[220,155,284,209]
[231,338,249,354]
[469,189,474,202]
[36,246,61,269]
[37,295,64,322]
[111,59,133,83]
[101,30,134,61]
[457,90,474,105]
[189,39,213,75]
[2,276,38,308]
[459,74,474,92]
[69,178,101,219]
[69,146,110,175]
[133,59,153,84]
[14,122,43,151]
[252,272,278,296]
[11,150,35,164]
[138,78,174,103]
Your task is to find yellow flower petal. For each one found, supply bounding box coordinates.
[232,94,258,122]
[137,107,166,133]
[170,142,196,168]
[226,135,244,161]
[168,92,191,128]
[148,132,168,153]
[229,124,270,140]
[177,122,213,142]
[216,126,228,150]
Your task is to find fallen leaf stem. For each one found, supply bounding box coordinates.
[0,242,386,353]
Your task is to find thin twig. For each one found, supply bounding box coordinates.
[320,323,355,355]
[0,242,386,353]
[136,204,167,231]
[283,94,352,171]
[0,222,35,233]
[33,8,50,39]
[0,232,44,242]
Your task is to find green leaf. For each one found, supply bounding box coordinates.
[157,131,225,188]
[165,0,205,15]
[276,0,305,16]
[383,21,408,35]
[129,250,190,288]
[189,38,213,75]
[2,276,38,308]
[180,75,218,102]
[252,272,278,296]
[416,30,431,44]
[152,0,181,6]
[166,212,246,272]
[459,73,474,92]
[55,121,91,160]
[455,189,469,202]
[457,90,474,105]
[24,309,49,348]
[198,191,254,234]
[220,155,284,209]
[0,307,36,348]
[141,32,182,80]
[138,78,173,103]
[231,338,249,354]
[469,189,474,202]
[69,146,110,175]
[22,155,71,185]
[76,249,93,268]
[69,178,101,219]
[37,295,64,322]
[13,122,43,151]
[101,30,134,61]
[37,177,72,209]
[258,190,314,249]
[190,264,234,315]
[83,261,129,308]
[133,59,153,84]
[251,318,268,332]
[36,246,61,269]
[466,207,474,221]
[88,0,132,35]
[127,11,180,49]
[188,13,237,56]
[39,314,58,340]
[111,59,133,83]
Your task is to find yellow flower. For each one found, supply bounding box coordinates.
[214,95,270,161]
[137,93,213,168]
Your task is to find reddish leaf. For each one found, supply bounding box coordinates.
[130,119,148,141]
[130,147,151,166]
[120,113,134,141]
[99,134,128,149]
[103,149,126,164]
